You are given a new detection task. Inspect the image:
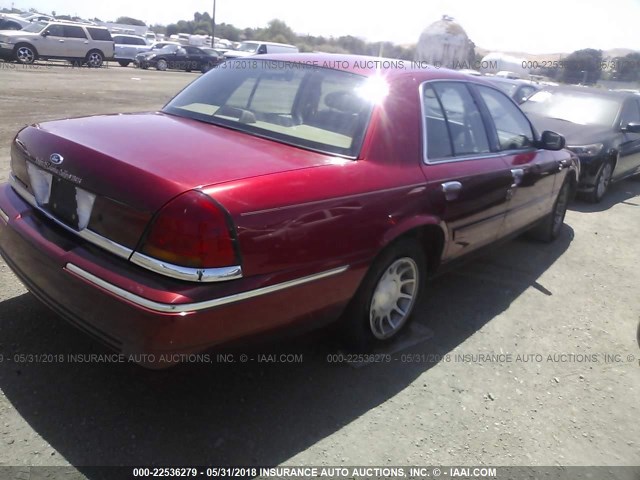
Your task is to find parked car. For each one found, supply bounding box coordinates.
[0,21,113,67]
[112,34,150,67]
[485,77,540,104]
[0,12,54,30]
[135,44,221,72]
[0,54,577,367]
[224,40,298,58]
[522,87,640,202]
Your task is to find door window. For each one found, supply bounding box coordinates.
[477,85,534,150]
[45,24,64,36]
[425,82,491,159]
[620,99,640,128]
[63,25,87,39]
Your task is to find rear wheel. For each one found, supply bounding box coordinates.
[342,238,426,351]
[528,179,571,242]
[118,60,131,67]
[586,160,613,203]
[14,44,37,64]
[85,50,104,68]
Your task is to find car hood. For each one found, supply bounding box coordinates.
[17,112,337,213]
[0,29,36,39]
[526,113,614,146]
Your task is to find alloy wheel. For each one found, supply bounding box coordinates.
[16,46,35,64]
[369,257,419,340]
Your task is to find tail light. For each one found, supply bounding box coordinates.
[138,191,239,269]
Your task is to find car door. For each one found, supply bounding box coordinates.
[61,25,89,58]
[37,24,65,57]
[616,98,640,177]
[419,81,515,261]
[185,46,204,69]
[473,84,561,234]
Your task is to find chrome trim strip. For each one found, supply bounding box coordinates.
[130,252,243,283]
[0,205,9,223]
[9,174,244,283]
[9,175,134,260]
[65,263,350,313]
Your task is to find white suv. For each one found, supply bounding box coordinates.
[0,21,114,67]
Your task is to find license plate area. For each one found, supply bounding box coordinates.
[26,163,95,231]
[50,176,79,228]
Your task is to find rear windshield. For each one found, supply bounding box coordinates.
[163,60,378,157]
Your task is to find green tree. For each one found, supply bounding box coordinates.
[562,48,603,85]
[612,52,640,82]
[115,16,147,26]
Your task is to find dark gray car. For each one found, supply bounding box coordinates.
[522,87,640,202]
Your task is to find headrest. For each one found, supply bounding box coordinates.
[324,91,366,114]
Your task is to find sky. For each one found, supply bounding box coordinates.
[3,0,639,54]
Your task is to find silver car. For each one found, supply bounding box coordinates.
[0,21,114,67]
[112,34,150,67]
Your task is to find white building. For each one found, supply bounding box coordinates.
[415,15,470,69]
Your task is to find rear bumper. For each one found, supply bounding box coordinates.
[0,183,359,358]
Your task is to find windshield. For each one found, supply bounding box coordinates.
[22,21,46,33]
[237,42,259,52]
[163,60,378,157]
[522,90,621,127]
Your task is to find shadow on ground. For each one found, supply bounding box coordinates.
[570,178,640,213]
[0,227,573,475]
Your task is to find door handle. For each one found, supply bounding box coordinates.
[59,39,64,43]
[511,168,525,188]
[442,181,463,201]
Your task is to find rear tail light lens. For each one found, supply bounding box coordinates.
[139,191,238,269]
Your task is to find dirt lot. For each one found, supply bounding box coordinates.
[0,62,638,475]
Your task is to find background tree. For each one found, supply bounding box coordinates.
[612,52,640,82]
[115,16,147,26]
[561,48,603,85]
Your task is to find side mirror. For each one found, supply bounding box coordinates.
[539,130,566,151]
[41,30,50,37]
[622,122,640,134]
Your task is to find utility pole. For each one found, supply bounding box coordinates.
[211,0,216,47]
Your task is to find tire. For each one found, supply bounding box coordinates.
[341,238,426,351]
[528,179,571,242]
[156,59,168,71]
[14,44,37,65]
[118,60,131,67]
[586,160,613,203]
[85,50,104,68]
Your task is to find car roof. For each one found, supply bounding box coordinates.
[249,53,496,83]
[242,41,297,47]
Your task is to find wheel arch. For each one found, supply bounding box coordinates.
[379,216,447,274]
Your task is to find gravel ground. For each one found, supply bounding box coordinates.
[0,63,638,476]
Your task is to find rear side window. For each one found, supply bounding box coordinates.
[88,28,113,41]
[476,85,534,150]
[63,25,87,39]
[429,82,491,158]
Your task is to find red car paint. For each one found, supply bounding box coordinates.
[0,54,578,364]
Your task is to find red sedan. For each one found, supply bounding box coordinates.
[0,54,578,366]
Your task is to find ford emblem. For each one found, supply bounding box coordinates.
[49,153,64,165]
